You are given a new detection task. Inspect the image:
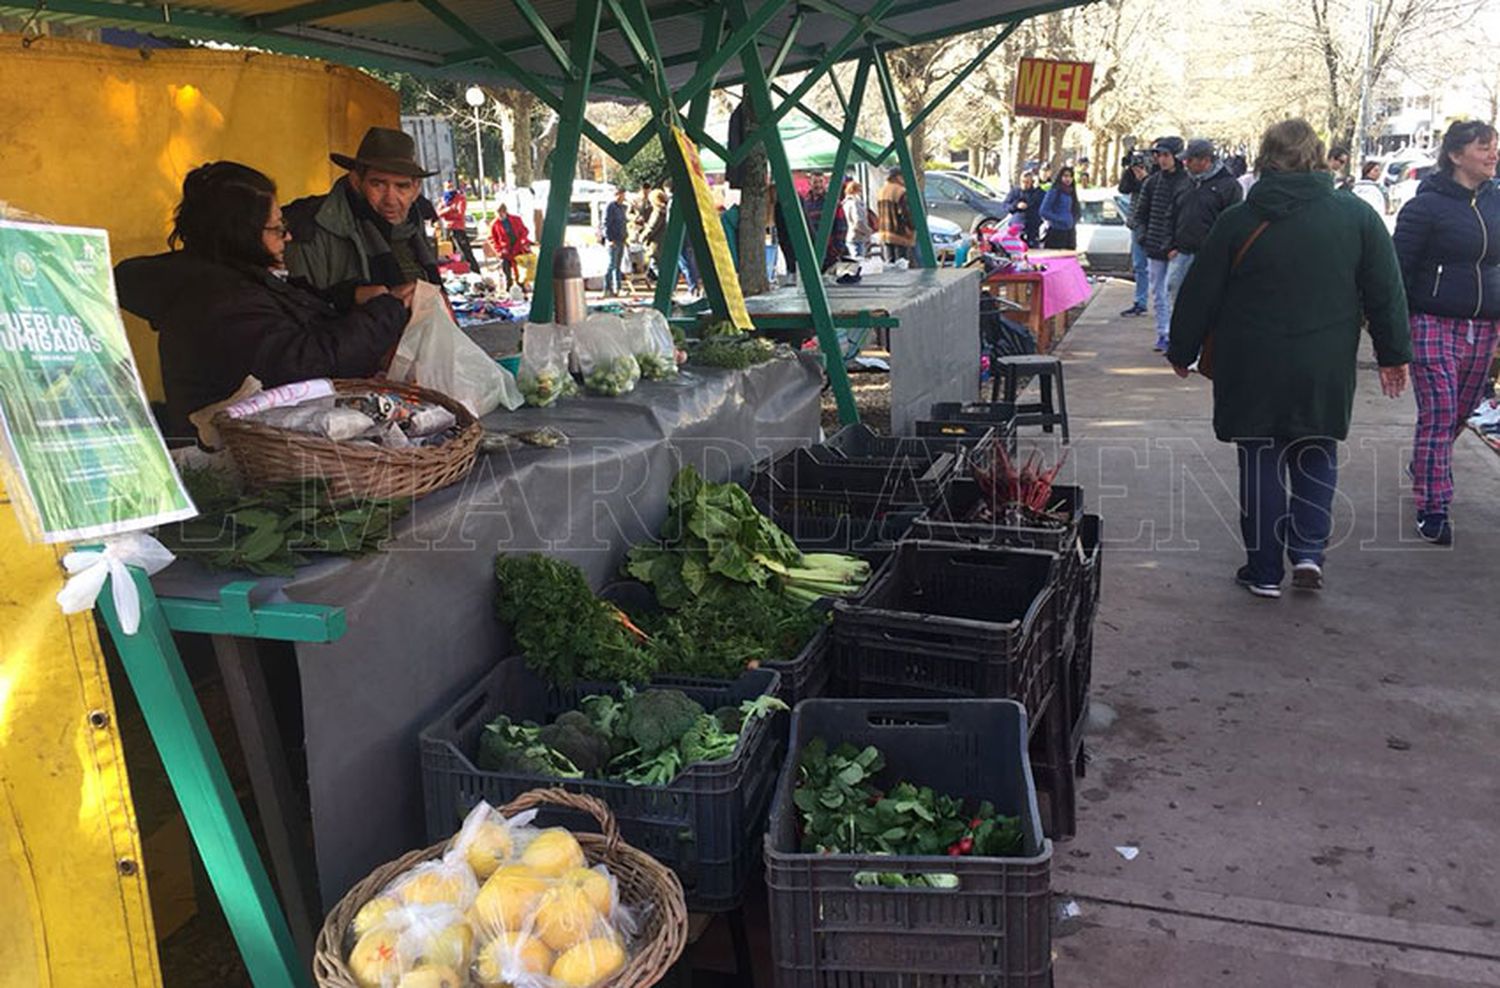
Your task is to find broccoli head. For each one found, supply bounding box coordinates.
[617,689,705,755]
[476,714,582,778]
[538,710,614,776]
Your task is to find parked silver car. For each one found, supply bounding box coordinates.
[922,170,1011,232]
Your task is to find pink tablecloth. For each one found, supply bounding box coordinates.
[1031,255,1092,318]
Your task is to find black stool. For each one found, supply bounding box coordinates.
[993,354,1069,442]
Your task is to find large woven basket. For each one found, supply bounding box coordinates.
[215,378,481,501]
[313,788,688,988]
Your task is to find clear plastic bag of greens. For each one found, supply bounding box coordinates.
[573,314,641,396]
[518,322,578,407]
[622,310,677,380]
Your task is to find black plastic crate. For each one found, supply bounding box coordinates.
[765,698,1052,987]
[599,579,833,706]
[749,447,954,518]
[909,479,1084,550]
[831,543,1060,724]
[918,400,1019,455]
[419,658,784,911]
[817,422,994,467]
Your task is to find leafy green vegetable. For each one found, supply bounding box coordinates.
[157,468,409,576]
[494,554,658,686]
[793,739,1025,873]
[474,688,787,787]
[636,584,827,679]
[691,336,777,369]
[625,467,871,609]
[477,715,583,778]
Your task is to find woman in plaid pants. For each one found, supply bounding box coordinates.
[1392,121,1500,544]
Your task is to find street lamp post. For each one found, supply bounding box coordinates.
[465,86,487,232]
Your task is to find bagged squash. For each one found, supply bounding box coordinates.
[573,313,640,396]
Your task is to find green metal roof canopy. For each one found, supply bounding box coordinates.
[2,0,1089,98]
[5,0,1091,431]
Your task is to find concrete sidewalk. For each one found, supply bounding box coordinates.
[1043,280,1500,987]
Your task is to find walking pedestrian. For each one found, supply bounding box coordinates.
[842,179,872,257]
[486,201,533,293]
[1118,153,1151,316]
[1350,160,1387,215]
[877,168,916,264]
[1167,118,1411,598]
[1135,136,1190,351]
[1003,172,1045,247]
[1167,139,1243,298]
[603,186,628,296]
[1392,119,1500,544]
[1040,166,1081,249]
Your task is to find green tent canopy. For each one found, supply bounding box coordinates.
[697,112,885,173]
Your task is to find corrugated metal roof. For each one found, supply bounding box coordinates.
[5,0,1091,95]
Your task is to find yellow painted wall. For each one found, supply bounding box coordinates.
[0,480,163,988]
[0,35,399,399]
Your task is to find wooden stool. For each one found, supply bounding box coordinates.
[993,354,1069,442]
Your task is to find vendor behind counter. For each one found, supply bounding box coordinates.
[114,161,412,439]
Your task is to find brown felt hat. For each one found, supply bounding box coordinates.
[330,127,436,178]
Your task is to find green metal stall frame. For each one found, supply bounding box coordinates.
[2,0,1096,984]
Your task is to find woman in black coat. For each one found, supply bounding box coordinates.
[115,162,410,438]
[1391,121,1500,544]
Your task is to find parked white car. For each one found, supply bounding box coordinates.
[1075,188,1132,275]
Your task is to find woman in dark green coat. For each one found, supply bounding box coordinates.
[1167,119,1412,599]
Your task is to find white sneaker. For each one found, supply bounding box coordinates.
[1291,561,1323,591]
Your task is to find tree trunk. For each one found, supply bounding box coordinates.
[497,89,538,187]
[736,104,771,296]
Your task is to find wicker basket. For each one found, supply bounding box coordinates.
[313,788,688,988]
[216,379,481,501]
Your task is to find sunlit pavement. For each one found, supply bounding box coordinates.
[1043,280,1500,987]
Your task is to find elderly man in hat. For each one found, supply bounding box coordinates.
[284,127,441,311]
[876,168,916,264]
[1167,137,1243,301]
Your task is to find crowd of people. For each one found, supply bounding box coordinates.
[1159,116,1498,599]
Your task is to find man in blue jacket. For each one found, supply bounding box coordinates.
[603,186,628,297]
[1003,172,1045,247]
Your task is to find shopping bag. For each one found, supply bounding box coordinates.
[388,282,522,416]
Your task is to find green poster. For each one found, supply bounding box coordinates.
[0,220,195,542]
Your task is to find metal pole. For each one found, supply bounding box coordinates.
[729,0,861,424]
[473,105,488,223]
[872,46,935,268]
[1353,0,1374,159]
[654,7,726,313]
[531,0,602,322]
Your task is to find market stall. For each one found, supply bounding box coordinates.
[151,355,824,909]
[985,251,1093,352]
[746,267,982,433]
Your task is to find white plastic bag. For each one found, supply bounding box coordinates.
[388,282,522,417]
[622,310,676,380]
[518,322,578,407]
[573,314,641,396]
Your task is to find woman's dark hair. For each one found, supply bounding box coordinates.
[1438,120,1498,176]
[1361,160,1381,180]
[1055,166,1082,221]
[169,161,278,268]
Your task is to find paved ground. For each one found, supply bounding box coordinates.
[1048,280,1500,986]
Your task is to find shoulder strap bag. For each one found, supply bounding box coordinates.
[1198,218,1270,380]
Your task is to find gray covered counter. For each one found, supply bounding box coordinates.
[744,268,980,433]
[152,354,822,906]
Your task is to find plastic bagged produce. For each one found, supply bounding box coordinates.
[388,282,523,417]
[622,309,676,380]
[518,322,578,407]
[345,801,639,988]
[573,313,641,396]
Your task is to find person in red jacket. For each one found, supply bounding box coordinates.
[487,202,533,293]
[438,180,479,269]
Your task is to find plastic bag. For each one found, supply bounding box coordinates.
[347,903,472,988]
[573,313,641,396]
[622,310,676,380]
[389,282,523,417]
[518,322,578,407]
